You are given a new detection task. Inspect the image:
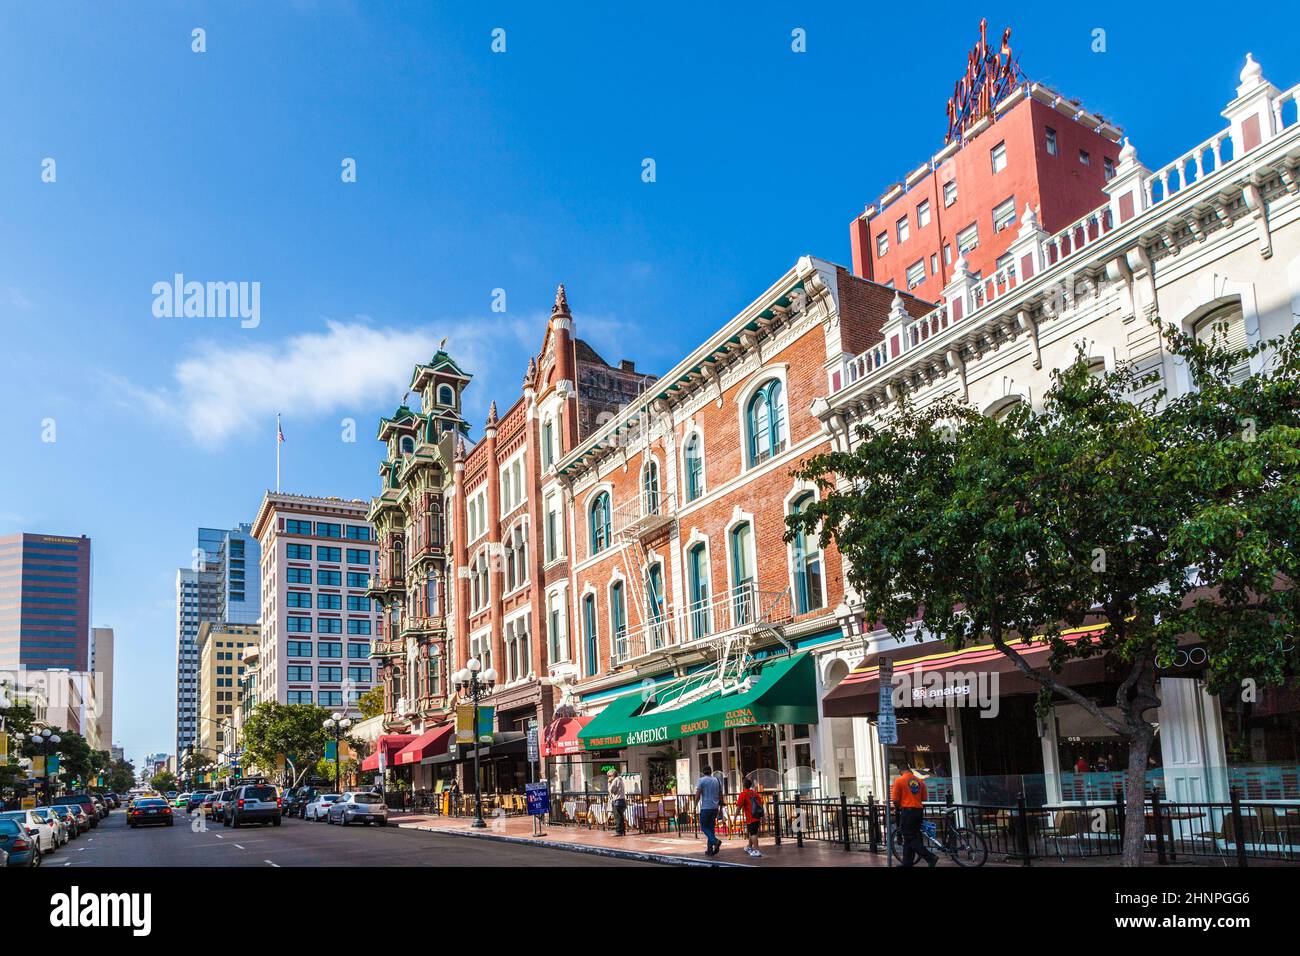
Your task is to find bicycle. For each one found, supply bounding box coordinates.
[890,807,988,867]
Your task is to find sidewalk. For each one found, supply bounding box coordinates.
[392,811,899,866]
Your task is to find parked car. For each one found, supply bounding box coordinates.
[128,797,174,827]
[174,792,192,809]
[202,793,220,816]
[0,817,41,866]
[327,792,388,826]
[210,790,236,823]
[165,791,178,800]
[89,794,108,818]
[226,784,281,828]
[46,805,82,839]
[305,793,342,821]
[32,808,70,847]
[187,790,214,814]
[58,794,100,828]
[52,804,90,836]
[287,787,318,818]
[0,810,59,854]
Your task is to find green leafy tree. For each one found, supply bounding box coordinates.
[240,702,332,785]
[150,770,178,794]
[788,321,1300,866]
[105,759,137,793]
[357,687,385,719]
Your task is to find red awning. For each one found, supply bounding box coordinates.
[394,724,454,766]
[823,624,1109,718]
[541,716,593,757]
[360,733,418,772]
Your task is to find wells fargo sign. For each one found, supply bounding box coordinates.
[945,19,1023,145]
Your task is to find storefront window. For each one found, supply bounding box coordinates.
[960,697,1046,805]
[887,712,952,803]
[1056,699,1164,801]
[1220,685,1300,799]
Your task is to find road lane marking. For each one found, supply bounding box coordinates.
[214,834,224,839]
[233,843,245,849]
[265,860,280,867]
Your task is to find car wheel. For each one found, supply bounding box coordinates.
[378,820,387,827]
[32,847,41,867]
[166,820,174,827]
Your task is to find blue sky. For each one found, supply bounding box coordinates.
[1,2,1295,771]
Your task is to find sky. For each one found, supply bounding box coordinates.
[1,1,1296,772]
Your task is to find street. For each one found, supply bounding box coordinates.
[60,811,657,867]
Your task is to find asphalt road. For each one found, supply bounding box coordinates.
[53,809,656,867]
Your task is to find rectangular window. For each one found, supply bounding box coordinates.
[347,642,369,659]
[286,592,312,609]
[285,519,312,535]
[287,690,313,705]
[544,494,559,563]
[316,546,341,562]
[943,244,952,265]
[316,523,341,538]
[896,216,909,244]
[317,593,342,610]
[930,253,938,274]
[319,691,343,707]
[318,618,342,634]
[905,260,926,289]
[347,619,371,635]
[1078,149,1091,166]
[318,642,342,658]
[346,595,370,611]
[317,570,341,586]
[1104,156,1116,181]
[345,526,371,541]
[287,665,313,682]
[990,141,1007,173]
[942,180,957,206]
[917,199,930,228]
[286,616,312,633]
[319,666,343,683]
[956,223,979,255]
[1045,127,1058,156]
[345,548,369,565]
[348,666,372,683]
[876,232,888,257]
[992,196,1017,233]
[346,572,369,589]
[286,544,312,560]
[286,568,311,584]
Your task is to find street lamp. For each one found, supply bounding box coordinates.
[453,657,497,828]
[28,728,62,806]
[322,712,353,794]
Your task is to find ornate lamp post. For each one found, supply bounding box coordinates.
[453,658,497,828]
[323,712,353,794]
[29,728,63,806]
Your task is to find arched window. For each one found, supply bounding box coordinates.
[424,644,441,697]
[642,459,660,515]
[437,384,455,407]
[400,436,415,454]
[589,492,612,554]
[541,417,555,470]
[746,380,786,467]
[789,494,825,614]
[687,543,711,639]
[683,432,704,502]
[645,563,666,650]
[1193,302,1251,384]
[729,523,754,625]
[582,594,598,676]
[610,581,628,662]
[425,567,442,618]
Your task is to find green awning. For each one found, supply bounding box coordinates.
[578,653,817,750]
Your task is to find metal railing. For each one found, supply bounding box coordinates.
[612,490,678,539]
[611,583,792,666]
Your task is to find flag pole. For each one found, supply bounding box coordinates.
[276,413,281,493]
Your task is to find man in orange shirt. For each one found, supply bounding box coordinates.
[891,766,937,867]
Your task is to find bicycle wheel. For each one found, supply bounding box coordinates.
[946,826,988,867]
[888,825,908,864]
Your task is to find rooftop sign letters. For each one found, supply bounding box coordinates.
[945,19,1023,145]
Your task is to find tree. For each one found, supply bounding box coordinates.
[357,687,385,719]
[105,759,136,794]
[788,320,1300,866]
[240,702,332,785]
[150,770,178,794]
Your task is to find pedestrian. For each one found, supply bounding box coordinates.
[695,764,723,856]
[736,777,765,858]
[891,764,937,867]
[607,767,627,836]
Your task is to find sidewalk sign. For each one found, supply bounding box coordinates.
[879,658,895,868]
[525,781,550,817]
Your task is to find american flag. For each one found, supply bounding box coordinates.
[277,416,285,443]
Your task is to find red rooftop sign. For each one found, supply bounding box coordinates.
[945,19,1023,144]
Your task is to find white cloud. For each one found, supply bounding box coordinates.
[113,317,525,447]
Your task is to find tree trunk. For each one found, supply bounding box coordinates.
[1119,660,1160,867]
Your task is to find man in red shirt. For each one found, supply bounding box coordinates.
[736,778,764,858]
[890,766,937,867]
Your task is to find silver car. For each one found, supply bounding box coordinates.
[326,791,389,826]
[31,807,69,848]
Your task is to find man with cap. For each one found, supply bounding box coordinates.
[607,767,627,836]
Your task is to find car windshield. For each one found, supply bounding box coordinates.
[353,794,383,805]
[320,795,340,802]
[0,811,30,823]
[242,786,277,800]
[0,819,21,835]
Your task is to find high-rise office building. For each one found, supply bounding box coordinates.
[175,524,260,756]
[91,626,115,748]
[0,532,92,672]
[250,493,380,713]
[197,622,259,757]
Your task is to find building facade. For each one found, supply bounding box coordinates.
[251,493,381,714]
[819,52,1300,806]
[0,532,92,672]
[197,621,259,758]
[91,626,114,748]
